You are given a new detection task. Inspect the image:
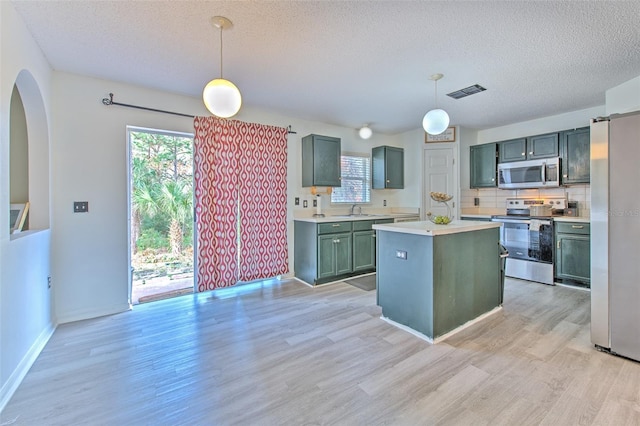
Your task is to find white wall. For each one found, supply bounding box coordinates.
[476,106,605,144]
[606,75,640,115]
[50,72,410,323]
[394,128,424,209]
[0,1,54,411]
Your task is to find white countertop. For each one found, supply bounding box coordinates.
[294,213,420,223]
[372,220,501,236]
[553,216,590,223]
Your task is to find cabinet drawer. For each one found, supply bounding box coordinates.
[352,220,375,231]
[556,222,590,235]
[317,221,352,234]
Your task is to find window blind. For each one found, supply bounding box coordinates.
[331,154,371,204]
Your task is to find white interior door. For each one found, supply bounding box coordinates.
[423,146,458,220]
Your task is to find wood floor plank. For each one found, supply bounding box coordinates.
[3,277,640,425]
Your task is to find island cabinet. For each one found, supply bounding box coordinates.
[372,146,404,189]
[498,133,559,163]
[560,127,590,184]
[470,143,497,188]
[555,221,590,287]
[373,220,503,342]
[302,134,341,187]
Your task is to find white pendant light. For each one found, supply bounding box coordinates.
[203,16,242,118]
[422,73,450,135]
[358,124,373,140]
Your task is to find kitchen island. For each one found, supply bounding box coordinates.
[372,220,503,342]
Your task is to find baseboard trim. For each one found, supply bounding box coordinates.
[0,322,56,413]
[381,305,503,344]
[55,302,131,325]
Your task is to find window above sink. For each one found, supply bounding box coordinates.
[331,153,371,204]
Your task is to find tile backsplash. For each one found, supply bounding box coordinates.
[461,184,590,217]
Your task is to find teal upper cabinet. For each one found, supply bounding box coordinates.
[470,143,497,188]
[498,138,527,162]
[302,134,341,187]
[560,127,590,184]
[498,133,559,163]
[372,146,404,189]
[527,132,559,159]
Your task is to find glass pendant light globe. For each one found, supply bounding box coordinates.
[203,78,242,118]
[422,108,450,135]
[358,125,372,139]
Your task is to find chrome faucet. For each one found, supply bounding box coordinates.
[350,204,362,216]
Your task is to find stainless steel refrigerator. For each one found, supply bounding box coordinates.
[591,110,640,362]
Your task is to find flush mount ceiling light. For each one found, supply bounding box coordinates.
[422,73,450,135]
[203,16,242,118]
[358,124,373,140]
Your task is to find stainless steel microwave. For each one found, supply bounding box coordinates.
[497,157,560,189]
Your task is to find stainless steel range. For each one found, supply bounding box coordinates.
[491,197,567,285]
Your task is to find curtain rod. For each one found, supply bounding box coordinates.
[101,93,297,134]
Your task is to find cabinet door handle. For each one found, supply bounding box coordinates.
[557,241,561,249]
[332,239,337,244]
[372,234,376,238]
[332,224,341,227]
[386,180,390,183]
[529,151,533,155]
[335,239,340,243]
[521,152,525,156]
[563,174,568,178]
[571,225,584,229]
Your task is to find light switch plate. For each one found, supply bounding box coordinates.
[74,201,89,213]
[396,250,407,260]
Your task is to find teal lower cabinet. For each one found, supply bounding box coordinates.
[317,233,352,279]
[555,221,590,287]
[353,230,375,272]
[295,219,389,285]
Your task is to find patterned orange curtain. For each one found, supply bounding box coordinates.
[193,117,289,291]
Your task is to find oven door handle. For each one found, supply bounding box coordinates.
[492,218,531,224]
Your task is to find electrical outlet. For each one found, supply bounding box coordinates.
[313,199,317,207]
[396,250,408,260]
[383,199,387,207]
[74,201,89,213]
[474,197,480,206]
[303,200,308,208]
[295,197,300,206]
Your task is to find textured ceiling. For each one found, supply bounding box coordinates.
[10,1,640,134]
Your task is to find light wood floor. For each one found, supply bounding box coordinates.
[3,278,639,425]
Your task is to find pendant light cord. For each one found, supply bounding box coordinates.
[434,79,438,109]
[219,25,224,79]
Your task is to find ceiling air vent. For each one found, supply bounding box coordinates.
[446,84,486,100]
